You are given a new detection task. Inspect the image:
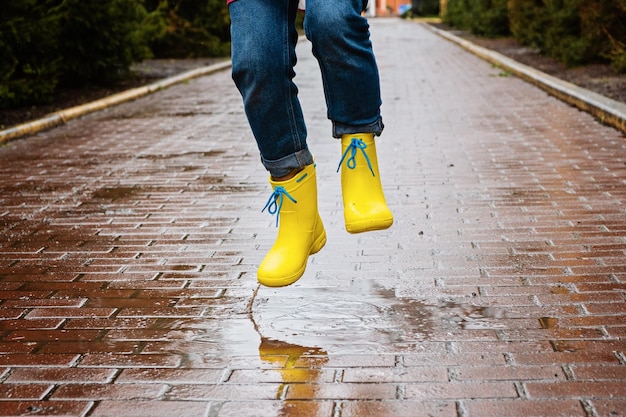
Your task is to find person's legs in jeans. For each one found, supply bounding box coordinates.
[229,0,392,287]
[305,0,393,233]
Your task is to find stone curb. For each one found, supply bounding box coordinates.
[0,60,232,145]
[424,22,626,135]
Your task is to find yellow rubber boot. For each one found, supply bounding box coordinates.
[338,133,393,233]
[258,163,326,287]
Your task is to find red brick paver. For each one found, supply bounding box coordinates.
[1,19,625,417]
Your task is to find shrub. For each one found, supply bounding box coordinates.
[57,0,150,87]
[469,0,510,37]
[490,0,626,70]
[508,0,548,49]
[410,0,441,16]
[0,0,62,107]
[443,0,510,37]
[0,0,150,107]
[443,0,473,29]
[142,0,231,58]
[0,0,232,109]
[542,0,594,67]
[579,0,626,72]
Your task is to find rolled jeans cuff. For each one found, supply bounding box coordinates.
[261,148,314,179]
[332,117,384,138]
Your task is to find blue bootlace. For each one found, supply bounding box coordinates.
[336,137,375,176]
[262,186,297,227]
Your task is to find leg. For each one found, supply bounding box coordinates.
[303,0,383,137]
[230,0,313,178]
[305,0,393,233]
[229,0,325,286]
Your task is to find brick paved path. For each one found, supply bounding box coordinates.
[1,19,625,417]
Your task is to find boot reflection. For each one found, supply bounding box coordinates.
[258,337,329,416]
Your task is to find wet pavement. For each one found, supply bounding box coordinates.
[1,18,626,417]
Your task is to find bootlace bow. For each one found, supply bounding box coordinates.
[337,137,375,176]
[262,186,297,227]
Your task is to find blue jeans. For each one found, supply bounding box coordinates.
[230,0,384,178]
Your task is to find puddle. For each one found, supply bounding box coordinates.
[149,317,262,360]
[251,280,507,353]
[148,280,510,361]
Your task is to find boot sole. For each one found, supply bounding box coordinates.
[346,217,393,234]
[258,230,327,287]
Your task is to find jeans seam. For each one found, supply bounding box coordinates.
[285,1,302,158]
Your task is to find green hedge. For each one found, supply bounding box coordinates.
[0,0,231,109]
[444,0,510,37]
[58,0,151,87]
[0,0,63,107]
[142,0,231,58]
[444,0,626,72]
[408,0,441,16]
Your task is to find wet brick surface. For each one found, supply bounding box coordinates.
[1,19,625,417]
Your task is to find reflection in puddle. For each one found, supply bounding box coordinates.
[539,316,558,329]
[259,337,328,415]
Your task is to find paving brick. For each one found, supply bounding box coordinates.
[0,308,26,319]
[89,400,209,417]
[52,289,137,299]
[512,351,622,366]
[166,383,280,400]
[38,341,141,354]
[0,290,54,300]
[286,382,397,400]
[525,381,626,398]
[1,298,86,308]
[497,328,605,341]
[0,383,52,400]
[115,307,205,318]
[462,399,586,417]
[117,368,224,384]
[0,342,39,354]
[340,400,457,417]
[592,400,626,417]
[402,353,508,367]
[570,365,626,381]
[24,308,116,319]
[50,383,167,400]
[217,400,334,417]
[228,368,335,384]
[4,329,101,342]
[6,368,117,383]
[63,317,159,330]
[453,365,566,381]
[0,354,79,367]
[342,367,448,383]
[78,354,180,368]
[294,354,397,368]
[404,381,518,400]
[453,341,554,353]
[0,401,93,417]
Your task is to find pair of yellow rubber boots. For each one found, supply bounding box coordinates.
[258,133,393,287]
